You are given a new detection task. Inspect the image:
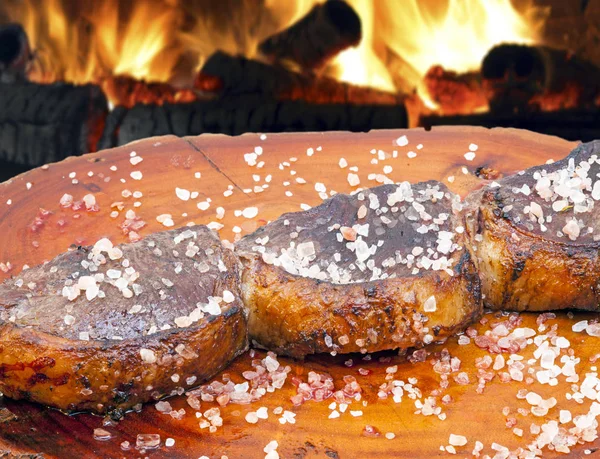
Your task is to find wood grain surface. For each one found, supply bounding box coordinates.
[1,126,598,459]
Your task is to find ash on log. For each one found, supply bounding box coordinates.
[0,82,108,167]
[258,0,361,70]
[482,44,600,112]
[98,96,408,149]
[195,51,403,105]
[0,23,32,83]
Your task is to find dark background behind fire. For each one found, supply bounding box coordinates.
[0,0,599,181]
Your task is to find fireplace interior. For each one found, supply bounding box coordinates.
[0,0,599,182]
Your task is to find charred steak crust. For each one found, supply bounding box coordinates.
[465,140,600,311]
[237,181,482,358]
[0,226,248,413]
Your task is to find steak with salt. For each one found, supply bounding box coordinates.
[464,140,600,312]
[236,181,482,358]
[0,225,247,414]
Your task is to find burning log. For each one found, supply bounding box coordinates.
[423,66,487,115]
[481,44,600,112]
[0,82,108,166]
[101,75,199,109]
[99,96,408,149]
[195,51,403,106]
[258,0,361,70]
[0,23,32,83]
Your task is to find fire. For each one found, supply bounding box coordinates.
[332,0,547,102]
[334,0,395,92]
[4,0,182,85]
[1,0,549,112]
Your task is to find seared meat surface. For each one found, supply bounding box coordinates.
[0,226,247,413]
[464,140,600,311]
[236,181,482,358]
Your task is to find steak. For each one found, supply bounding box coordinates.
[464,140,600,311]
[0,225,248,414]
[236,181,482,358]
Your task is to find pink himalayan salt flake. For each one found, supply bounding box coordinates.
[454,372,470,385]
[340,226,357,241]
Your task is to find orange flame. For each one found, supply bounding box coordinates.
[5,0,183,85]
[333,0,547,105]
[1,0,548,111]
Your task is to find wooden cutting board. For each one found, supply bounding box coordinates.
[1,126,598,458]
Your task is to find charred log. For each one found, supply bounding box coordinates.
[258,0,361,70]
[99,96,408,149]
[0,23,32,83]
[0,82,108,167]
[423,65,487,115]
[101,75,200,109]
[421,107,600,143]
[481,44,600,113]
[196,51,402,105]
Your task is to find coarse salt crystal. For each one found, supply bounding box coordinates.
[130,171,143,180]
[347,173,360,187]
[423,296,436,312]
[464,152,476,161]
[449,434,467,446]
[140,348,157,364]
[222,290,235,303]
[130,156,143,166]
[176,188,191,201]
[562,219,580,240]
[83,194,96,209]
[157,214,174,227]
[242,207,259,218]
[396,135,408,146]
[60,193,73,207]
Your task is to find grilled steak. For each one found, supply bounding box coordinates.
[236,181,482,358]
[464,140,600,311]
[0,226,247,414]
